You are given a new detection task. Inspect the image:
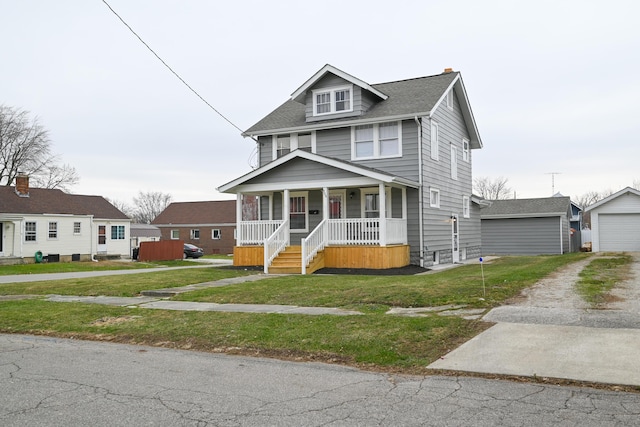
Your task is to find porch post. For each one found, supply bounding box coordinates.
[283,189,290,223]
[323,187,329,242]
[236,193,243,245]
[402,187,408,244]
[379,183,387,246]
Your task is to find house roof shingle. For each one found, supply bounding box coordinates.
[481,197,571,219]
[151,200,236,225]
[0,186,129,219]
[244,71,459,135]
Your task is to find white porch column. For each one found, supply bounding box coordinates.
[283,189,290,223]
[323,187,329,242]
[402,187,408,244]
[236,193,243,245]
[379,183,387,246]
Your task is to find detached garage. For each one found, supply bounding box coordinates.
[585,187,640,252]
[481,197,573,255]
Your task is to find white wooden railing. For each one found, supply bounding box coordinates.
[326,218,405,245]
[238,220,283,246]
[301,219,328,275]
[264,220,289,274]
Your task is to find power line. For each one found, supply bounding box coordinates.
[100,0,245,135]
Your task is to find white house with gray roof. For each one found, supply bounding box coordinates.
[218,64,483,273]
[480,197,573,255]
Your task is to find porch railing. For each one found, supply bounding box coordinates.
[239,220,283,246]
[301,219,328,275]
[264,220,289,274]
[326,218,407,245]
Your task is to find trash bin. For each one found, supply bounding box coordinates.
[34,250,43,263]
[132,247,139,260]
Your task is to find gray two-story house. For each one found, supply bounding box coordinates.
[218,64,483,273]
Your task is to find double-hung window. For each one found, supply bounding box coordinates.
[73,222,81,234]
[48,222,58,239]
[276,135,290,158]
[313,86,353,116]
[352,121,401,160]
[462,138,470,162]
[190,229,200,239]
[25,221,36,242]
[212,229,221,240]
[463,196,470,218]
[430,122,439,161]
[430,188,440,208]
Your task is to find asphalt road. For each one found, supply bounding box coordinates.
[1,334,638,426]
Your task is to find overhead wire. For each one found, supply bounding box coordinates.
[100,0,246,136]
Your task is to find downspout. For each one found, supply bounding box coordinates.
[414,116,425,267]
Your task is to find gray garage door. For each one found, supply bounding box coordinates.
[599,214,640,251]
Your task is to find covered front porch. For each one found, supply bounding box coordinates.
[234,184,409,274]
[217,151,418,274]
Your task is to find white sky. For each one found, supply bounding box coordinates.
[2,0,639,204]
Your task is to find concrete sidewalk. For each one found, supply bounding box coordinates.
[44,294,362,316]
[428,322,640,387]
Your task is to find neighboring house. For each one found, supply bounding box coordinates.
[152,200,237,255]
[0,174,130,264]
[480,196,573,255]
[585,187,640,252]
[130,223,161,256]
[218,64,483,273]
[554,192,583,250]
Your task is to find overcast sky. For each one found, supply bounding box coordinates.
[2,0,639,205]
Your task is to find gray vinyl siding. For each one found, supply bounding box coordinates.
[421,91,476,262]
[258,135,272,167]
[316,127,351,159]
[246,158,360,186]
[481,217,564,255]
[304,74,364,122]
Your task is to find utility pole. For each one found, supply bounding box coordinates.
[545,172,562,195]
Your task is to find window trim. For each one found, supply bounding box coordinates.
[212,229,221,240]
[359,187,392,218]
[462,138,470,162]
[430,121,439,161]
[48,222,58,239]
[25,221,37,242]
[351,121,402,160]
[73,221,81,235]
[312,85,354,116]
[272,131,316,160]
[429,188,440,208]
[111,225,125,240]
[463,196,470,218]
[190,229,200,240]
[170,229,179,240]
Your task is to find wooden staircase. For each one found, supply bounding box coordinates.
[268,245,325,274]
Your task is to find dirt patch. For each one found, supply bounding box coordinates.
[314,265,430,275]
[90,316,141,327]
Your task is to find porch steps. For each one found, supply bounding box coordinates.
[268,246,325,274]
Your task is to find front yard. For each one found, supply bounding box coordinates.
[0,253,592,374]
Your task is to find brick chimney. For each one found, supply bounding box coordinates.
[15,173,30,197]
[444,67,453,73]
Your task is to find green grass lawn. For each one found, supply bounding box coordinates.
[0,252,592,374]
[575,253,633,307]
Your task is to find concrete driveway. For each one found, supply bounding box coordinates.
[429,253,640,387]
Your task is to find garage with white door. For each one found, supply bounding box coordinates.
[586,187,640,252]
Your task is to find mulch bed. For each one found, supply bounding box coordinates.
[221,265,430,276]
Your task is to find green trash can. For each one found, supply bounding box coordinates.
[35,251,43,263]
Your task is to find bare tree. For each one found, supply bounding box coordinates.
[633,179,640,191]
[0,105,79,190]
[473,176,513,200]
[132,191,173,223]
[574,189,614,209]
[107,198,135,219]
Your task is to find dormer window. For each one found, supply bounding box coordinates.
[312,86,353,116]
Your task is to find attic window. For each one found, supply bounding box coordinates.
[312,85,353,116]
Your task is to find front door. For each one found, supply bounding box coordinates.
[451,214,460,263]
[329,191,345,219]
[98,225,107,253]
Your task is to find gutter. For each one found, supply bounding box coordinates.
[415,116,425,268]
